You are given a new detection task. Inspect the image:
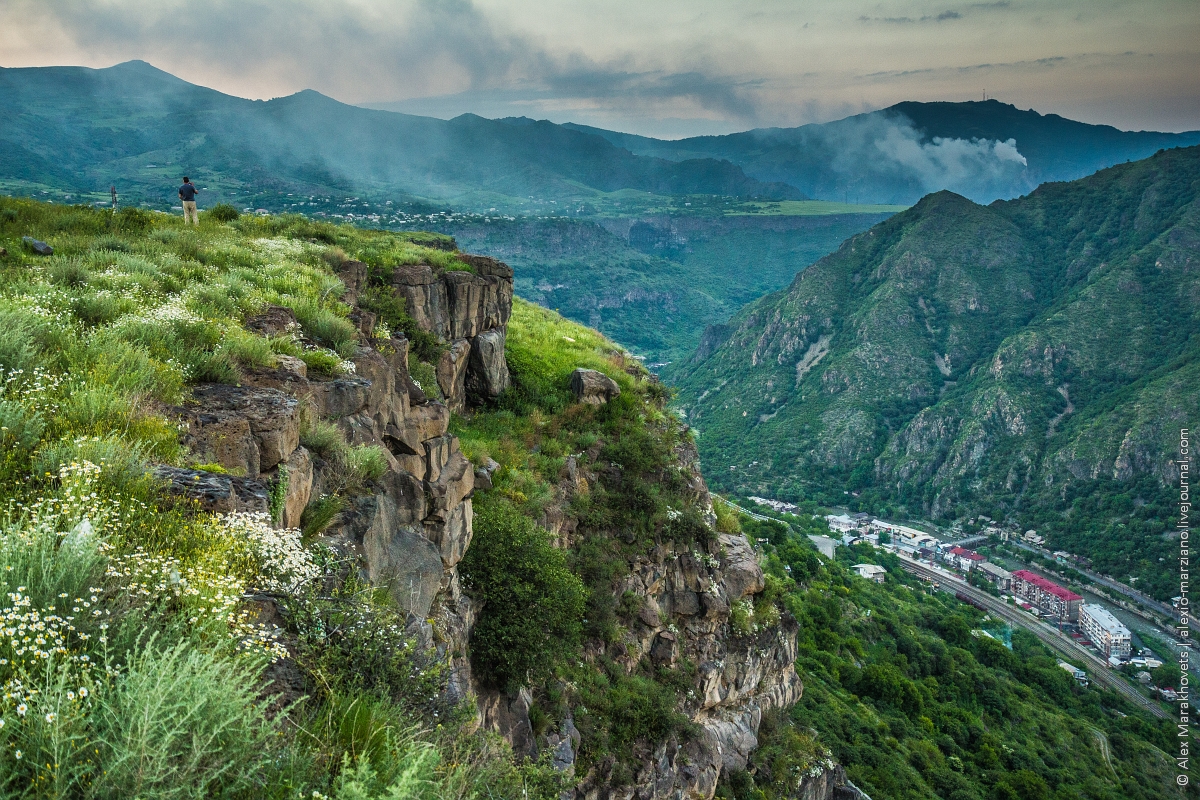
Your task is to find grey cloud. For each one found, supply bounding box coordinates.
[795,112,1033,203]
[543,68,763,120]
[14,0,762,123]
[860,10,964,24]
[864,54,1072,80]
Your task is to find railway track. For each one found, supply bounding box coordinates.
[897,555,1169,720]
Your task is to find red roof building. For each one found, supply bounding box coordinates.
[1011,570,1083,621]
[945,546,986,571]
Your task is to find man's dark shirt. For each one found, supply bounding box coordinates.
[179,183,198,202]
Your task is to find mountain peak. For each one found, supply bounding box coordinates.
[104,59,187,82]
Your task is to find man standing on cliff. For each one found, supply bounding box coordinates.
[178,176,200,225]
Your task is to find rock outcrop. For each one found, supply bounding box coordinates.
[158,254,514,702]
[391,258,513,410]
[569,368,621,406]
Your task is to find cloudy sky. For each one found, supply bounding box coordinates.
[1,0,1196,138]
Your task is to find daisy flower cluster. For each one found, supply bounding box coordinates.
[103,545,287,662]
[0,367,64,418]
[0,588,105,717]
[110,295,201,328]
[5,462,115,540]
[251,237,307,257]
[12,285,74,328]
[0,589,85,669]
[220,512,319,594]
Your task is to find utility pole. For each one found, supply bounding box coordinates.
[110,185,118,213]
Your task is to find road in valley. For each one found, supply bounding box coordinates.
[895,554,1169,720]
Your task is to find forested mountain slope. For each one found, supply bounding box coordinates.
[676,145,1200,600]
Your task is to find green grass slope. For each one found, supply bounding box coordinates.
[0,196,1180,800]
[675,145,1200,600]
[0,198,585,797]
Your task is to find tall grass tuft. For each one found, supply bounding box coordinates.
[87,639,278,799]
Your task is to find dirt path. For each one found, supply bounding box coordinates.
[1091,727,1118,779]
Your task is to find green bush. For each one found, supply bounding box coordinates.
[346,445,389,486]
[86,641,278,799]
[114,206,154,233]
[460,497,586,692]
[207,203,241,223]
[300,493,345,540]
[301,415,349,460]
[571,665,693,773]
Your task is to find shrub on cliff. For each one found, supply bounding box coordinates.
[460,497,585,693]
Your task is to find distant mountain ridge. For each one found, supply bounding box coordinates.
[0,60,800,205]
[673,145,1200,600]
[566,101,1200,204]
[5,61,1198,210]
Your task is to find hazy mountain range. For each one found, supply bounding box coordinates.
[568,101,1200,205]
[0,60,798,207]
[3,60,1198,209]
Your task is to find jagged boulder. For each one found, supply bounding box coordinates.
[465,328,510,401]
[391,258,514,346]
[354,492,443,618]
[426,499,473,568]
[309,376,371,420]
[245,304,298,337]
[479,688,537,759]
[175,384,301,477]
[474,457,500,491]
[337,260,368,305]
[444,270,513,339]
[21,236,52,255]
[152,466,269,514]
[436,338,471,412]
[569,368,620,406]
[392,264,449,338]
[278,447,313,530]
[718,533,766,599]
[427,450,475,522]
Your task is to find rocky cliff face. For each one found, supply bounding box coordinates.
[527,438,860,800]
[156,250,858,800]
[159,255,512,707]
[391,254,514,410]
[674,147,1200,540]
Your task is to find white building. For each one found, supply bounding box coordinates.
[825,514,859,532]
[852,564,887,583]
[1079,604,1131,659]
[751,496,799,515]
[977,562,1012,589]
[1057,661,1089,686]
